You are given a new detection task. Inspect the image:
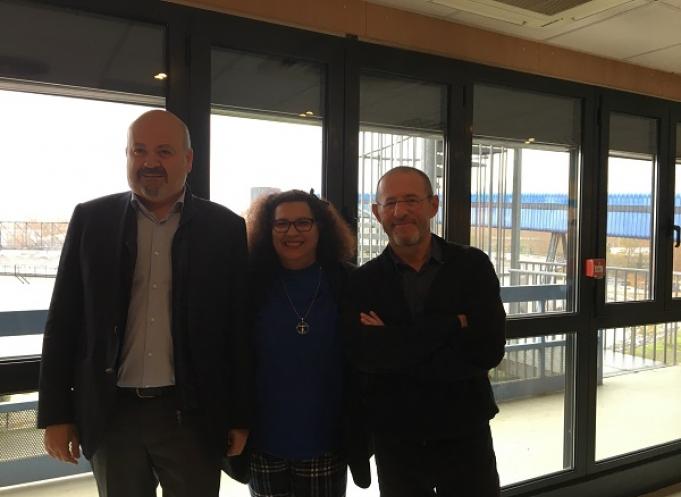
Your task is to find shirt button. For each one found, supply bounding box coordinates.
[152,283,158,289]
[147,352,153,357]
[154,251,160,256]
[150,317,155,323]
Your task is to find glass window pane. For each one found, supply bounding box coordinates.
[210,48,323,214]
[490,334,575,485]
[0,89,158,361]
[0,3,164,367]
[357,74,446,264]
[596,322,681,460]
[673,124,681,299]
[606,113,657,303]
[471,85,581,317]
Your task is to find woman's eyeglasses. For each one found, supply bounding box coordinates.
[272,218,315,233]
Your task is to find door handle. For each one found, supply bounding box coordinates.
[674,225,680,248]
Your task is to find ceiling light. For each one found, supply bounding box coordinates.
[154,72,168,80]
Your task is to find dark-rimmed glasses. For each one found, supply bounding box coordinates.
[272,217,315,233]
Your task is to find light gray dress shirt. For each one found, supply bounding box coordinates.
[117,192,184,388]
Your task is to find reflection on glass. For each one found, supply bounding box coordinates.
[490,334,574,485]
[0,89,156,360]
[673,124,681,299]
[0,2,165,96]
[606,113,657,303]
[357,75,446,264]
[471,85,580,316]
[596,322,681,460]
[210,48,323,215]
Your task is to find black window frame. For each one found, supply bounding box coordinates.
[2,1,681,496]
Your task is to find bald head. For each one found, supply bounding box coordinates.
[128,109,191,152]
[376,166,433,202]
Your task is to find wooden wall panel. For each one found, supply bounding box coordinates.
[167,0,681,102]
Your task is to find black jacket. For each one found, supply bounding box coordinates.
[326,262,372,489]
[37,191,254,458]
[344,236,506,440]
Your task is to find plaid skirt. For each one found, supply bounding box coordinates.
[248,450,347,497]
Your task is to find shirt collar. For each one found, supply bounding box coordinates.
[388,234,444,270]
[130,188,185,223]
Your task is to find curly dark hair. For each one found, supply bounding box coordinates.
[245,190,356,277]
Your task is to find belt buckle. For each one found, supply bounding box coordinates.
[135,387,156,399]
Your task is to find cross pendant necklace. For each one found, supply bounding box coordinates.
[280,266,322,336]
[296,319,310,335]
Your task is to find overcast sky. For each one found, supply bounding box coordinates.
[0,88,671,224]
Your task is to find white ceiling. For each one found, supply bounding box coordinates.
[368,0,681,75]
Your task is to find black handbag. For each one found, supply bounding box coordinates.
[221,450,251,484]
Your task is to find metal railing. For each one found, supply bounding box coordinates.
[493,261,681,400]
[600,323,680,371]
[0,221,67,250]
[491,335,568,401]
[606,266,649,302]
[497,259,680,314]
[0,264,57,282]
[501,259,568,314]
[492,322,680,401]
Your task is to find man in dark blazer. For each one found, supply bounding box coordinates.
[38,110,253,497]
[346,166,506,497]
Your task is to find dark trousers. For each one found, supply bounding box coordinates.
[90,392,222,497]
[373,426,500,497]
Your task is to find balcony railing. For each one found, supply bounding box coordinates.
[493,261,681,400]
[0,265,57,282]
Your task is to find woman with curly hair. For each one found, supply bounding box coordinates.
[239,189,370,497]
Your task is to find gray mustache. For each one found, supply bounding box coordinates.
[139,167,167,177]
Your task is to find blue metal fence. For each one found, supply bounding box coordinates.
[470,193,680,239]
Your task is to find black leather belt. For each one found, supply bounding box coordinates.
[117,386,175,399]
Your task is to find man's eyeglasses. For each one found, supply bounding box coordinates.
[376,195,432,211]
[272,218,315,233]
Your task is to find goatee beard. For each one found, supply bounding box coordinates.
[393,233,421,247]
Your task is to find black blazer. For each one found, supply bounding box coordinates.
[326,262,372,489]
[344,235,506,440]
[37,191,254,459]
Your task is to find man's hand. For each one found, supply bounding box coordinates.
[44,423,80,464]
[458,314,468,328]
[226,428,249,456]
[360,311,385,326]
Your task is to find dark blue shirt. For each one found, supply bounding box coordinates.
[251,263,344,459]
[389,235,445,318]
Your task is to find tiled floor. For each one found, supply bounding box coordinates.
[0,473,680,497]
[641,483,681,497]
[0,473,251,497]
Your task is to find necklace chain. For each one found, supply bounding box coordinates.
[279,266,322,335]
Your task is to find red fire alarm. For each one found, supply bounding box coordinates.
[585,258,606,279]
